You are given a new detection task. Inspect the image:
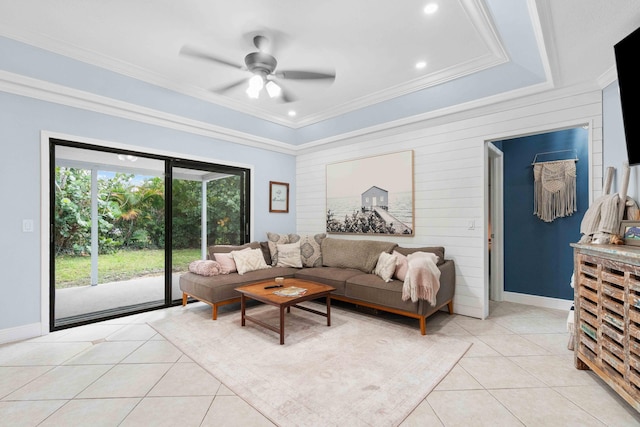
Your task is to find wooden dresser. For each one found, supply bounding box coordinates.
[572,243,640,411]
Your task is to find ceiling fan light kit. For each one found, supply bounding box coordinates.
[245,74,283,100]
[246,74,265,99]
[265,81,282,98]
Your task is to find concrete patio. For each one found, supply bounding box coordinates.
[55,273,183,321]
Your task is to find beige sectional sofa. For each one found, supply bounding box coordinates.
[179,237,455,335]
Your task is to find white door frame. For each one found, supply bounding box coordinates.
[486,142,504,312]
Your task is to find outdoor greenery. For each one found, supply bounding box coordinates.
[172,176,243,248]
[55,168,164,255]
[55,248,199,288]
[54,167,242,287]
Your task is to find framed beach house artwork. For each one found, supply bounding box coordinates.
[326,150,414,235]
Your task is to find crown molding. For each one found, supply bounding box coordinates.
[290,0,510,128]
[0,70,297,155]
[0,26,300,127]
[0,0,510,130]
[2,66,599,157]
[295,79,558,154]
[598,65,618,89]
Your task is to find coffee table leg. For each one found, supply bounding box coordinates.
[280,306,285,345]
[240,294,246,326]
[327,296,331,327]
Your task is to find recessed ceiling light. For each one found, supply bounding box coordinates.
[288,110,296,117]
[424,3,438,14]
[415,61,427,69]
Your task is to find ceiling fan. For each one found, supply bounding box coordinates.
[180,34,336,102]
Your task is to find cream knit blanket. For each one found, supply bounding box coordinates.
[402,252,440,306]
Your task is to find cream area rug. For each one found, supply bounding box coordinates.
[149,303,470,427]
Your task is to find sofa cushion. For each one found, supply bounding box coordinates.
[293,267,362,296]
[180,268,298,303]
[395,246,445,266]
[321,238,398,273]
[373,252,397,282]
[266,232,289,266]
[288,233,327,267]
[345,274,419,313]
[276,241,303,268]
[208,242,260,260]
[232,248,271,275]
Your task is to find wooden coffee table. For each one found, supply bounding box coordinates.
[235,279,335,345]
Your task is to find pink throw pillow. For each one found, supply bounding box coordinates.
[393,250,408,281]
[214,252,237,274]
[188,260,221,276]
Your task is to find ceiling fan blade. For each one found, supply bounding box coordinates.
[279,86,296,103]
[275,70,336,81]
[269,80,295,103]
[212,78,248,94]
[179,45,244,70]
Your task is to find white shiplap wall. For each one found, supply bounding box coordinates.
[296,87,603,319]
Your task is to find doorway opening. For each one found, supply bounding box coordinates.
[485,125,590,316]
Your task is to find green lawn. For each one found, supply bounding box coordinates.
[55,248,201,288]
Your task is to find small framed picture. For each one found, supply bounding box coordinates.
[620,220,640,246]
[269,181,289,213]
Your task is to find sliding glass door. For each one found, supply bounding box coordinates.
[50,141,249,330]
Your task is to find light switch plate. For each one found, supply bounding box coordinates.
[22,219,34,232]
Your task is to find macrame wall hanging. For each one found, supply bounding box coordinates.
[532,158,577,223]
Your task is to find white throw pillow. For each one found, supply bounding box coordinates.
[374,252,397,283]
[231,248,270,275]
[276,241,303,268]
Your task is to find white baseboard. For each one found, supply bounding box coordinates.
[0,323,43,345]
[502,291,573,311]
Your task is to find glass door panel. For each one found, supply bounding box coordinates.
[53,144,166,328]
[171,164,247,303]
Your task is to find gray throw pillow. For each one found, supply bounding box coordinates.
[289,233,327,267]
[266,232,289,266]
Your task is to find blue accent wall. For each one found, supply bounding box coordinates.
[501,128,589,300]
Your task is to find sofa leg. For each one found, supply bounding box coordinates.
[212,304,218,320]
[447,301,454,314]
[420,317,426,335]
[182,293,188,306]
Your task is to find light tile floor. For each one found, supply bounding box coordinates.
[1,301,639,426]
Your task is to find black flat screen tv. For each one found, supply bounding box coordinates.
[614,26,640,165]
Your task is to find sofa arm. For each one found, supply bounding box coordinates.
[437,260,455,304]
[418,259,455,315]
